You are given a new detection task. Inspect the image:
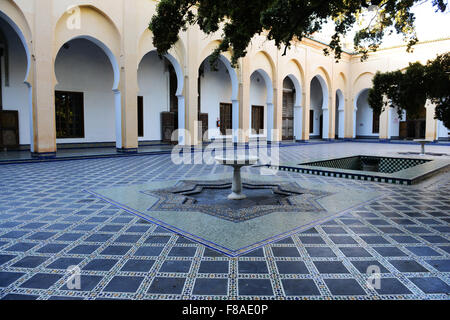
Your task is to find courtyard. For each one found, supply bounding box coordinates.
[0,141,449,300]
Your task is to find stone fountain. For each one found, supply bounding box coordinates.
[215,155,259,200]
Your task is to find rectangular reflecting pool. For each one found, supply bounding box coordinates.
[269,155,450,185]
[303,155,430,174]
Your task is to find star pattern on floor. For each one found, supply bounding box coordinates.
[143,179,329,223]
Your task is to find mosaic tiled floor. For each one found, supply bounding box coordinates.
[0,142,449,300]
[88,173,382,257]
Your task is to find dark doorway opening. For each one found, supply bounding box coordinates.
[282,91,294,140]
[55,91,85,139]
[137,96,144,138]
[282,78,295,141]
[168,64,177,113]
[0,47,3,110]
[0,110,19,150]
[399,107,426,140]
[198,112,208,141]
[220,103,232,136]
[160,59,179,144]
[252,105,264,134]
[372,111,380,134]
[320,114,324,139]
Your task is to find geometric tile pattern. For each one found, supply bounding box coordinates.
[277,151,450,185]
[143,179,329,223]
[376,157,430,174]
[88,173,381,257]
[303,156,362,171]
[303,155,430,174]
[0,142,449,300]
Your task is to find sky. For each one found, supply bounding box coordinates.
[312,1,450,50]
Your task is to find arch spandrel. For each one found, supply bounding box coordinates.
[54,5,121,62]
[311,67,331,92]
[282,59,305,106]
[0,0,32,83]
[353,72,374,98]
[138,29,185,97]
[250,51,276,83]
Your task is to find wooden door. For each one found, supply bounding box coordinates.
[399,122,408,139]
[309,110,314,134]
[220,103,232,135]
[252,105,264,134]
[0,110,19,150]
[282,91,294,140]
[372,111,380,134]
[161,112,176,143]
[198,113,208,141]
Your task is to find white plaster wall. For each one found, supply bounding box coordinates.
[249,72,267,135]
[438,120,449,140]
[356,89,378,137]
[310,77,323,137]
[55,38,116,143]
[138,51,170,141]
[200,59,232,139]
[0,19,30,145]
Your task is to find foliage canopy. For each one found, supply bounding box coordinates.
[368,52,450,128]
[149,0,447,66]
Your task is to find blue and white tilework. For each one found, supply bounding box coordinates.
[0,142,449,300]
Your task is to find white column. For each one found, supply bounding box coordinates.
[114,90,122,149]
[322,107,329,139]
[267,102,274,141]
[338,109,345,139]
[232,99,239,143]
[27,83,34,153]
[353,109,357,138]
[425,101,437,141]
[177,95,186,145]
[294,105,303,140]
[388,108,394,139]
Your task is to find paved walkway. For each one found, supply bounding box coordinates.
[0,142,449,300]
[0,144,174,164]
[0,140,331,164]
[1,139,449,164]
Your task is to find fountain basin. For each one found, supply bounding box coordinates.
[215,156,259,200]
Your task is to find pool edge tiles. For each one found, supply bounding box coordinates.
[86,173,384,257]
[272,155,450,185]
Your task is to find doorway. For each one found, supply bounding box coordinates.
[320,115,324,139]
[282,78,295,141]
[400,107,426,139]
[0,47,2,110]
[220,103,232,136]
[55,91,85,139]
[252,105,264,134]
